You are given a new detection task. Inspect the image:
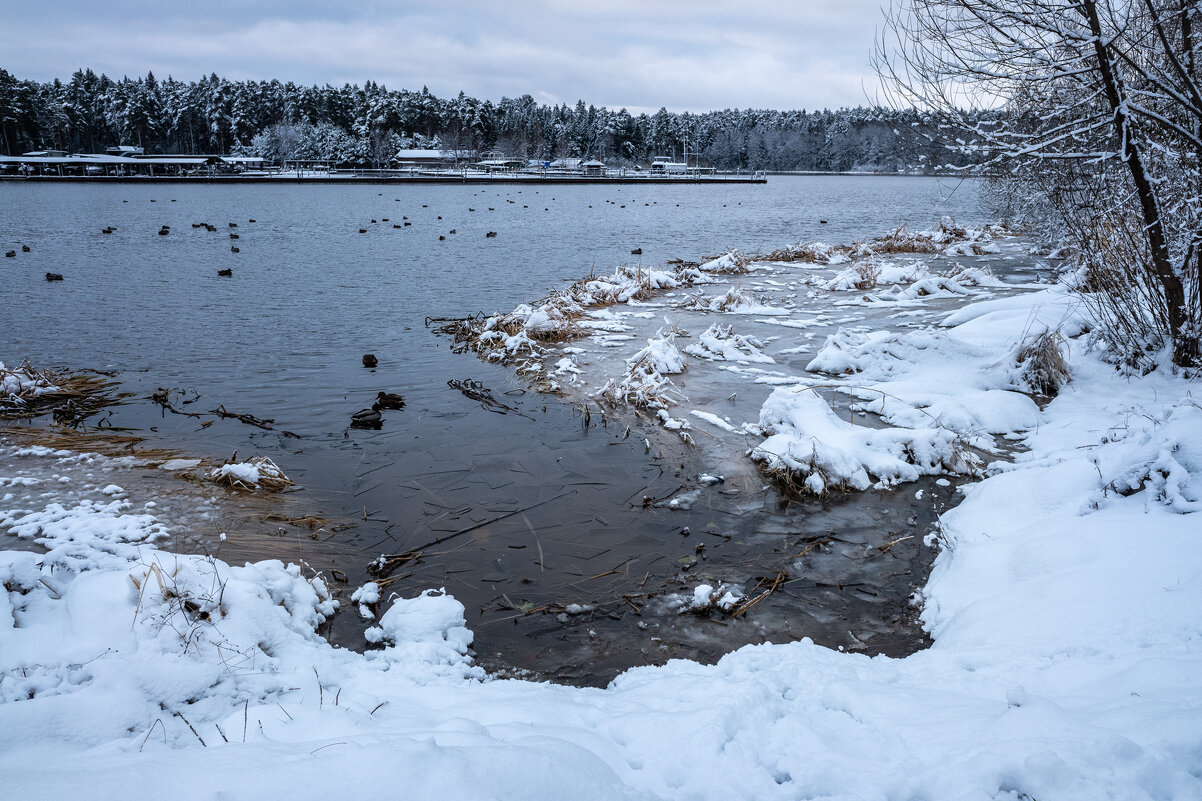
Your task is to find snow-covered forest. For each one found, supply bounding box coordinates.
[0,67,977,172]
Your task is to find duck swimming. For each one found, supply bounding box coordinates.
[350,403,383,428]
[376,391,405,409]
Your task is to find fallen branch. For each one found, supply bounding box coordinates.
[368,490,576,578]
[210,405,300,438]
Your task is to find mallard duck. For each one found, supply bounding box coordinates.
[376,391,405,409]
[350,403,383,427]
[362,354,378,368]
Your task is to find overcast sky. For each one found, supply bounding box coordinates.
[2,0,890,112]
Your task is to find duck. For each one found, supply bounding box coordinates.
[45,272,64,281]
[376,391,405,409]
[631,247,642,255]
[230,245,240,253]
[350,403,383,428]
[217,268,232,277]
[21,245,30,252]
[362,354,378,368]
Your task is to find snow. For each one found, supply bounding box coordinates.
[628,331,687,374]
[684,323,775,364]
[751,387,979,493]
[209,461,263,485]
[0,360,60,399]
[3,246,1202,799]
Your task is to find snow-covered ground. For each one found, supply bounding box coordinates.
[3,226,1200,799]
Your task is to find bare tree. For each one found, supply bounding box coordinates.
[877,0,1201,369]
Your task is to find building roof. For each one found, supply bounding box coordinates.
[0,153,262,166]
[394,148,453,160]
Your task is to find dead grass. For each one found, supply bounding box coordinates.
[853,262,880,291]
[209,455,295,492]
[760,241,850,263]
[594,364,686,410]
[0,426,180,462]
[1015,330,1072,396]
[0,360,128,425]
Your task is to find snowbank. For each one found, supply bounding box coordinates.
[3,272,1201,799]
[751,387,978,493]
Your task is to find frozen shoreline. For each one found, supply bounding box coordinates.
[2,226,1200,799]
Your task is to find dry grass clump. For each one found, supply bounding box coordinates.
[942,263,998,285]
[1014,330,1072,396]
[208,455,295,492]
[852,218,978,258]
[855,225,942,256]
[0,360,125,425]
[853,262,880,290]
[760,241,850,263]
[757,458,852,497]
[674,286,767,312]
[697,250,751,274]
[594,363,685,410]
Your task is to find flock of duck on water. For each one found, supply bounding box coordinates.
[10,188,674,428]
[351,354,404,430]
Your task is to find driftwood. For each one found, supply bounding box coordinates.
[209,405,300,438]
[447,378,532,418]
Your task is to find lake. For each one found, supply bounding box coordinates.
[0,175,987,684]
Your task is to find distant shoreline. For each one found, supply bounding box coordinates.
[0,174,768,185]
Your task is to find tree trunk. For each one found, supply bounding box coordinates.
[1083,0,1198,367]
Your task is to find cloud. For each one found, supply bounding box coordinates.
[3,0,888,111]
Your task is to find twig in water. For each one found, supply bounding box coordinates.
[730,570,788,619]
[210,405,301,438]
